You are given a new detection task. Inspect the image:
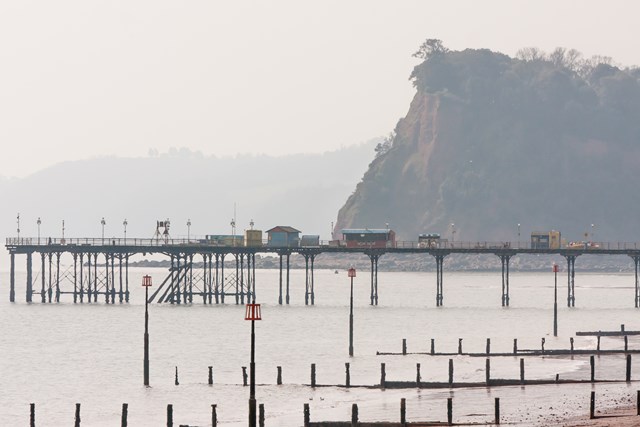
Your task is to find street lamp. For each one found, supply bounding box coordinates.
[142,275,152,386]
[187,219,191,241]
[450,223,456,244]
[62,220,65,241]
[231,218,236,247]
[348,267,356,357]
[16,213,20,240]
[553,264,559,337]
[517,223,521,248]
[101,217,106,243]
[591,224,595,242]
[245,299,262,427]
[123,219,128,243]
[37,217,41,245]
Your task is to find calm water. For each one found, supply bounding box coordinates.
[1,267,640,426]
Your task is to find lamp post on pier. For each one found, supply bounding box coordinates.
[101,217,106,244]
[16,213,20,240]
[348,267,356,357]
[553,264,558,337]
[142,275,152,386]
[187,219,191,242]
[245,299,262,427]
[37,217,41,245]
[123,219,128,243]
[517,223,521,248]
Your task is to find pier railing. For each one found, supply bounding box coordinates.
[6,237,640,251]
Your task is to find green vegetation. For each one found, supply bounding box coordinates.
[336,41,640,242]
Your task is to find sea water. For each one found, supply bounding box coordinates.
[0,267,639,426]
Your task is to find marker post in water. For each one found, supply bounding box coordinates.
[553,264,559,337]
[142,275,152,386]
[348,267,356,357]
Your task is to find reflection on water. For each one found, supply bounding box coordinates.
[0,269,638,426]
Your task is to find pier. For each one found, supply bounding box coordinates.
[6,237,640,306]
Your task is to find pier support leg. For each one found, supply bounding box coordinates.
[310,255,315,305]
[220,254,225,304]
[278,254,283,305]
[633,256,640,308]
[239,253,245,305]
[434,254,446,306]
[73,253,78,303]
[26,252,32,303]
[55,252,61,303]
[304,255,310,305]
[41,253,46,303]
[499,255,511,306]
[565,255,577,307]
[10,253,15,302]
[125,254,129,303]
[286,253,290,304]
[79,253,84,303]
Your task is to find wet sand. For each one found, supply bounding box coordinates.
[553,406,639,426]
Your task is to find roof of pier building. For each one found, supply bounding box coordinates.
[266,226,301,234]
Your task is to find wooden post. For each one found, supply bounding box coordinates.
[259,403,265,427]
[590,391,595,419]
[121,403,128,427]
[625,336,629,352]
[351,403,358,427]
[597,336,601,352]
[167,404,173,427]
[447,398,453,425]
[513,338,517,354]
[345,362,350,387]
[402,338,407,355]
[590,355,595,382]
[208,366,213,385]
[486,338,491,355]
[416,363,421,387]
[448,359,454,385]
[174,366,179,386]
[74,403,81,427]
[495,398,500,424]
[622,324,625,332]
[541,338,545,354]
[30,403,35,427]
[303,404,310,427]
[380,363,386,388]
[242,367,248,386]
[458,338,463,354]
[211,404,217,426]
[520,358,525,384]
[627,355,632,382]
[555,373,559,383]
[277,366,282,385]
[485,359,491,385]
[400,398,406,426]
[430,338,435,355]
[311,363,316,387]
[570,337,574,353]
[637,390,640,416]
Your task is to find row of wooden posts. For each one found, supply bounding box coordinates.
[233,355,633,388]
[168,353,633,388]
[28,402,258,427]
[381,335,637,357]
[33,391,638,427]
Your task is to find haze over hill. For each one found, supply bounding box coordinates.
[335,41,640,244]
[0,141,376,261]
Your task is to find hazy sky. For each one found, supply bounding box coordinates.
[1,0,639,177]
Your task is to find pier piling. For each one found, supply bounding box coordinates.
[311,363,316,387]
[277,366,282,385]
[211,404,217,426]
[167,404,173,427]
[208,366,213,385]
[345,363,350,387]
[30,403,35,427]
